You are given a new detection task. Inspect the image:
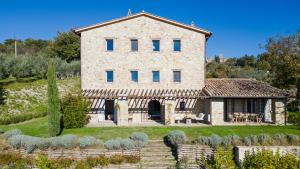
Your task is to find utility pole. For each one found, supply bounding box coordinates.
[14,39,17,57]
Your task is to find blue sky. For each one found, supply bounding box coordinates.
[0,0,299,57]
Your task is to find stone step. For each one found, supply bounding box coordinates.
[140,163,176,168]
[141,157,175,162]
[142,149,172,153]
[141,153,174,157]
[140,162,176,166]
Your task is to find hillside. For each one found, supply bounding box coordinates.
[0,77,80,124]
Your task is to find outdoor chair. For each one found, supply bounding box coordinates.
[195,113,205,122]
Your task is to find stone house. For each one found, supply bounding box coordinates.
[74,11,288,126]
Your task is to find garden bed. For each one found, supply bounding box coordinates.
[235,145,300,164]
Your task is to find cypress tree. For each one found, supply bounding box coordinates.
[47,59,61,136]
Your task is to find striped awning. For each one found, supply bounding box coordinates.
[82,89,207,100]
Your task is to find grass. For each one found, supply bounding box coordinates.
[1,117,299,141]
[0,77,80,124]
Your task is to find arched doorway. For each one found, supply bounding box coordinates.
[148,100,161,120]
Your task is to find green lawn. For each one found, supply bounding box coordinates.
[1,117,299,141]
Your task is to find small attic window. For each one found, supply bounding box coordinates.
[106,39,114,51]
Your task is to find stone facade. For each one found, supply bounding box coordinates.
[76,12,287,126]
[80,16,206,90]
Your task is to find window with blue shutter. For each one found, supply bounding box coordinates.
[152,40,160,51]
[131,71,138,82]
[106,39,114,51]
[106,71,113,82]
[173,40,181,51]
[152,71,160,82]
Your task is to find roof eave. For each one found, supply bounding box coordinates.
[73,12,212,38]
[208,95,288,99]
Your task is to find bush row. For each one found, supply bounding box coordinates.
[3,129,149,152]
[0,54,80,80]
[104,132,148,150]
[0,152,140,169]
[196,133,300,148]
[0,111,47,125]
[166,130,300,148]
[3,129,102,153]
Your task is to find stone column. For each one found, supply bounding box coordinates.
[115,99,128,126]
[164,99,176,125]
[210,98,224,125]
[264,99,272,122]
[274,100,285,125]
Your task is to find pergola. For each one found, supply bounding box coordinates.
[82,89,208,114]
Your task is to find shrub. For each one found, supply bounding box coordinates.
[258,134,272,145]
[52,158,74,169]
[104,139,121,150]
[249,135,258,145]
[86,156,99,168]
[199,147,235,169]
[273,133,287,145]
[0,129,4,134]
[78,136,100,149]
[35,154,54,169]
[50,134,78,149]
[243,136,252,146]
[288,111,300,125]
[130,132,148,148]
[243,149,300,169]
[231,135,240,145]
[124,155,140,163]
[61,92,91,129]
[75,160,91,169]
[286,134,299,145]
[214,147,235,169]
[166,130,187,147]
[8,135,50,153]
[7,134,24,149]
[2,129,22,139]
[96,155,110,166]
[120,138,135,150]
[196,136,210,146]
[0,152,33,168]
[109,155,125,165]
[209,134,222,148]
[222,135,233,147]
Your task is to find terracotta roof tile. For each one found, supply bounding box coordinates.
[204,78,288,98]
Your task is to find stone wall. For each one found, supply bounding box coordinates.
[9,148,140,160]
[177,144,214,161]
[80,15,206,90]
[210,98,224,125]
[274,99,286,125]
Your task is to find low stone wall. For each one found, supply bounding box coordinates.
[8,148,140,160]
[178,144,300,166]
[235,146,300,165]
[177,144,214,161]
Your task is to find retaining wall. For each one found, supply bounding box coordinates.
[8,148,140,160]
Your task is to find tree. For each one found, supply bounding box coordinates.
[236,55,256,67]
[48,31,80,62]
[47,59,61,136]
[296,78,300,111]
